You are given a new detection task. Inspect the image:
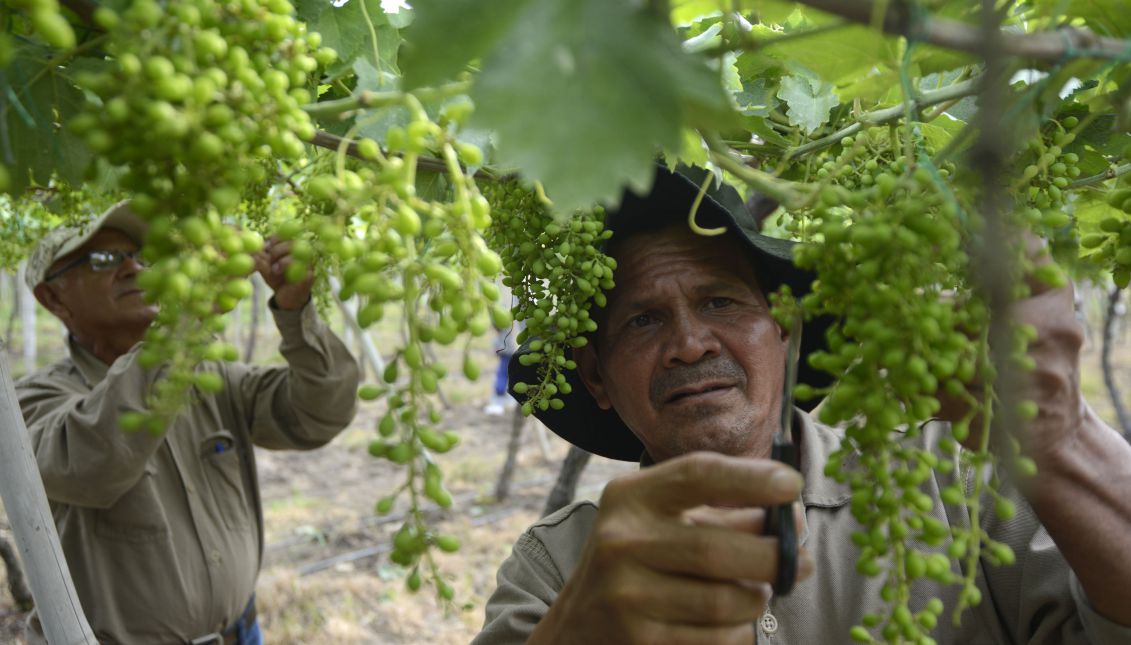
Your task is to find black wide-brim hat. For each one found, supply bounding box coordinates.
[508,164,834,461]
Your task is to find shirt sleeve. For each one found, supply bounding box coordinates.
[977,475,1131,644]
[1069,571,1131,643]
[471,532,562,645]
[223,299,360,450]
[16,345,166,509]
[473,502,595,645]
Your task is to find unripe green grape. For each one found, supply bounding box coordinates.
[995,497,1016,520]
[424,477,452,508]
[118,411,148,432]
[387,442,415,464]
[358,384,385,401]
[31,8,77,49]
[284,261,308,284]
[194,372,224,393]
[434,535,461,552]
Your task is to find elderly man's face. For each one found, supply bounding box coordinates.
[36,228,156,351]
[575,226,788,462]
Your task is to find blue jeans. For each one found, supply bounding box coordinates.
[494,352,512,396]
[237,619,263,645]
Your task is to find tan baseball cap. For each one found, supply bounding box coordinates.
[24,201,149,290]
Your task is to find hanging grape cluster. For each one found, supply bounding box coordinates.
[1082,142,1131,287]
[482,180,616,415]
[778,127,1051,644]
[60,0,333,432]
[277,97,513,598]
[69,0,332,216]
[1014,116,1083,241]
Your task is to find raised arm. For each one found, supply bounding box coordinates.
[1012,276,1131,628]
[225,235,359,449]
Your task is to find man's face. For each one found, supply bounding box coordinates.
[575,226,787,462]
[38,228,157,341]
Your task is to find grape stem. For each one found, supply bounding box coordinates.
[1068,163,1131,190]
[702,132,811,209]
[795,0,1131,63]
[300,82,472,119]
[784,77,982,160]
[698,19,855,58]
[305,129,504,181]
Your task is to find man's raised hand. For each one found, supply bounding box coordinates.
[255,236,313,311]
[530,452,812,645]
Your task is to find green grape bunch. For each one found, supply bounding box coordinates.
[57,0,336,433]
[68,0,335,218]
[1081,162,1131,288]
[277,99,514,599]
[482,180,617,416]
[1013,116,1084,238]
[4,0,76,49]
[780,126,1049,644]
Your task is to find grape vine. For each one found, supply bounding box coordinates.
[3,0,1131,639]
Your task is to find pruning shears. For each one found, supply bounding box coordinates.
[763,307,802,596]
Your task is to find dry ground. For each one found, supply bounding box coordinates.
[1,288,1128,644]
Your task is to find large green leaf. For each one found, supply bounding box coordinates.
[399,0,533,90]
[1030,0,1131,37]
[1,46,92,196]
[760,25,897,85]
[671,0,723,26]
[738,1,805,26]
[470,0,735,212]
[309,0,401,83]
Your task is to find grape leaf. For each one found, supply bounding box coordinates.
[1,47,91,196]
[777,73,838,134]
[671,0,723,26]
[735,78,777,117]
[1029,0,1131,37]
[736,0,801,25]
[399,0,533,90]
[470,0,735,213]
[310,0,401,82]
[294,0,330,25]
[761,25,897,85]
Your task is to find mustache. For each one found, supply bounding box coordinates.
[650,356,746,406]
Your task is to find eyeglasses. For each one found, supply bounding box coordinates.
[44,249,147,282]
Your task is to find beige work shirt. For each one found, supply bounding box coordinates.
[16,302,359,644]
[474,412,1131,644]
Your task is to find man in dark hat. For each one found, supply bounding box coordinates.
[473,166,1131,644]
[16,202,360,644]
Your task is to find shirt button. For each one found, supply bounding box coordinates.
[211,550,222,563]
[760,612,779,635]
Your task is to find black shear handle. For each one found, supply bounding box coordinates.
[763,441,798,596]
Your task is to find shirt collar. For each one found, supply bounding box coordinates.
[67,335,111,387]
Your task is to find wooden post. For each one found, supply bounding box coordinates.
[494,405,526,501]
[0,349,97,644]
[16,263,37,375]
[542,445,592,517]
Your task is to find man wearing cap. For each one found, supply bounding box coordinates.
[473,166,1131,644]
[16,202,360,644]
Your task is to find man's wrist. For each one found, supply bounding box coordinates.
[270,294,310,311]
